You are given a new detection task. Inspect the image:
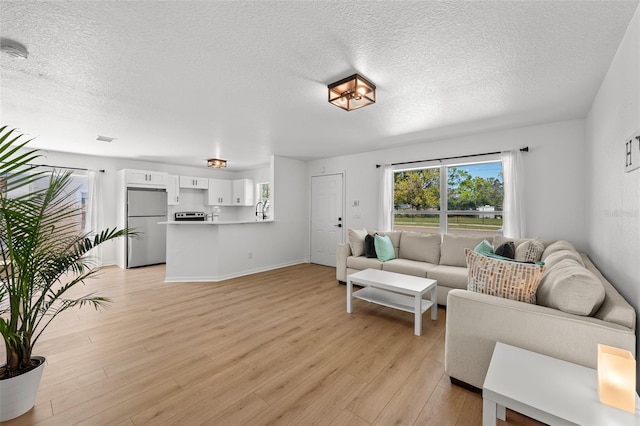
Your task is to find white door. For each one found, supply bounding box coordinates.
[311,174,344,267]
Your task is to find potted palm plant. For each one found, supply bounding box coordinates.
[0,126,131,421]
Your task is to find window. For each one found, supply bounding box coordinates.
[393,161,503,237]
[4,169,88,234]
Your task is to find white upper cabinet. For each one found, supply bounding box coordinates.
[207,179,232,206]
[179,176,209,189]
[124,169,168,188]
[232,179,254,206]
[167,175,180,205]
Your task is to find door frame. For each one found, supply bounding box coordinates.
[309,171,346,265]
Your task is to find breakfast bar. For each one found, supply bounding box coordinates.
[161,220,275,282]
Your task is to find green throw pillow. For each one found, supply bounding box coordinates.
[374,234,396,262]
[474,239,494,256]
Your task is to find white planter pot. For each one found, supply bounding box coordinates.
[0,356,46,422]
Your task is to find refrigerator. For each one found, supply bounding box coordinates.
[126,188,167,268]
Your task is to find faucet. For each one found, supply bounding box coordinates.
[255,201,264,221]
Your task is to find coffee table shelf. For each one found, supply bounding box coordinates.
[353,287,434,315]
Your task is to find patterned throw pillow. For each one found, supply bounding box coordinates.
[466,249,546,304]
[515,239,544,263]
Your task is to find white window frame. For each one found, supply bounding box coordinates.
[393,154,503,235]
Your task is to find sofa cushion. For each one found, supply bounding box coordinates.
[398,232,441,264]
[440,234,487,267]
[543,249,584,269]
[374,234,396,262]
[542,240,577,261]
[382,258,436,277]
[346,256,383,270]
[536,259,605,316]
[465,249,546,304]
[348,228,367,257]
[514,238,544,262]
[427,265,469,290]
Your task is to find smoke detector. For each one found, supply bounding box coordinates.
[0,39,28,60]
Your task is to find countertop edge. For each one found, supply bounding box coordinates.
[159,220,275,225]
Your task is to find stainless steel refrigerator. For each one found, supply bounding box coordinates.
[126,188,167,268]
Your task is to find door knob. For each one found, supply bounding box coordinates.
[334,224,342,227]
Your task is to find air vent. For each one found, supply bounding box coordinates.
[96,135,116,143]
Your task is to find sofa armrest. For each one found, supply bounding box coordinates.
[336,242,351,282]
[445,289,636,389]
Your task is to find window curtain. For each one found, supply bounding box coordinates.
[501,150,525,238]
[84,170,103,266]
[378,165,394,231]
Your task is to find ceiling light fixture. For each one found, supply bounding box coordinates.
[207,158,227,168]
[328,73,376,111]
[0,38,28,60]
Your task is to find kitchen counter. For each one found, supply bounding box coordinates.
[160,220,274,225]
[163,219,284,282]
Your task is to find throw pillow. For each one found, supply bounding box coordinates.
[494,241,515,259]
[515,239,544,262]
[474,239,495,256]
[536,258,605,316]
[348,228,367,257]
[374,234,396,262]
[465,249,546,304]
[364,234,377,258]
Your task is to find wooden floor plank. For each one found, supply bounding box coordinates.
[0,263,542,426]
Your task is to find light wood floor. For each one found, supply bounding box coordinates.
[2,263,542,425]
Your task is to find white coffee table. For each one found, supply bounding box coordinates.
[483,342,640,426]
[346,268,437,336]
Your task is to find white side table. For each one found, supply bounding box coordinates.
[483,342,640,426]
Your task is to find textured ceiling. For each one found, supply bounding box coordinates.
[1,1,638,170]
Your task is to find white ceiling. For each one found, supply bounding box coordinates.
[1,1,638,170]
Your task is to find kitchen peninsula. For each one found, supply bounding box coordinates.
[162,219,275,282]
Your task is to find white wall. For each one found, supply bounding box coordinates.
[585,4,640,362]
[307,119,587,249]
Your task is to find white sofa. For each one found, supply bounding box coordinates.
[337,230,637,390]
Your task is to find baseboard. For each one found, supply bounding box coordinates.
[164,259,307,283]
[449,376,481,393]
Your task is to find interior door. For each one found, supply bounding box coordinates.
[311,173,344,267]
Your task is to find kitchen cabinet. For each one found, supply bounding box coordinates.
[179,176,209,190]
[167,175,180,205]
[124,169,168,188]
[207,179,232,206]
[232,179,254,206]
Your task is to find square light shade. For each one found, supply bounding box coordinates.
[597,344,636,413]
[207,158,227,168]
[328,73,376,111]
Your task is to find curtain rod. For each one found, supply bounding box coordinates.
[30,163,105,173]
[375,147,529,168]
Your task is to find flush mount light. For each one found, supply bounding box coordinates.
[207,158,227,168]
[328,73,376,111]
[0,38,28,60]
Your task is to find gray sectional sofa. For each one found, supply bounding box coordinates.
[337,231,487,305]
[337,230,636,390]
